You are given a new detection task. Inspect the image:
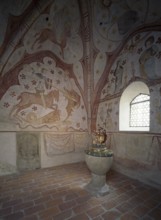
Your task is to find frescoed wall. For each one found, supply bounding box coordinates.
[92,0,161,132]
[0,0,91,172]
[0,0,161,188]
[0,0,88,132]
[97,32,161,132]
[92,0,161,188]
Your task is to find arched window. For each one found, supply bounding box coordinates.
[119,81,150,131]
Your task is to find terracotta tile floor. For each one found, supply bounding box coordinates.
[0,162,161,220]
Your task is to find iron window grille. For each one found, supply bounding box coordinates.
[130,93,150,127]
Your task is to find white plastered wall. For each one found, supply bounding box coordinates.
[0,132,17,174]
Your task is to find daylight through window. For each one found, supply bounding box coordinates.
[130,93,150,127]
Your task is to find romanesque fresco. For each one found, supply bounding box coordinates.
[91,0,161,187]
[0,0,161,132]
[96,99,119,131]
[0,60,85,130]
[0,0,88,131]
[92,0,161,132]
[97,33,161,131]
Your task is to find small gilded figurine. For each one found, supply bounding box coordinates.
[85,127,113,157]
[92,127,107,147]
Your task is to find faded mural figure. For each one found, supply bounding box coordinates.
[32,26,71,58]
[35,80,46,108]
[9,72,81,127]
[117,10,138,35]
[139,36,159,79]
[31,6,72,59]
[105,107,113,130]
[113,60,124,92]
[63,88,80,120]
[99,104,113,131]
[10,89,59,118]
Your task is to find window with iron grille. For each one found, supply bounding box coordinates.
[130,93,150,127]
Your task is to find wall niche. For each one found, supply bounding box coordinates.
[17,132,40,170]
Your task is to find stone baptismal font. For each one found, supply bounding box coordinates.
[85,128,113,196]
